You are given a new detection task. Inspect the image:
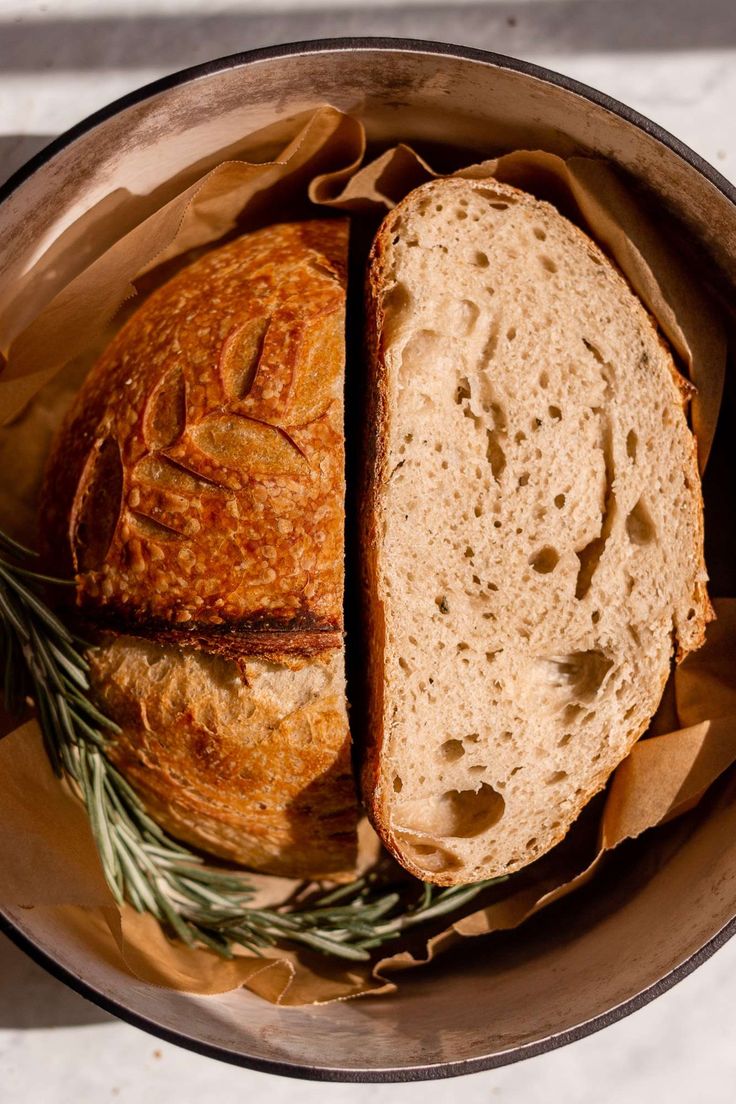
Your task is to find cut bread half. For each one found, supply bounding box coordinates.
[362,177,712,886]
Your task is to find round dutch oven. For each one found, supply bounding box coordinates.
[1,38,735,1082]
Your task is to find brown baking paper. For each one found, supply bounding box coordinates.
[0,105,732,1006]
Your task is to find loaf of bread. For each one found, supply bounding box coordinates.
[361,179,711,886]
[41,220,359,878]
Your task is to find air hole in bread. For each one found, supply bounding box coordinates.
[536,650,613,701]
[548,405,562,421]
[626,497,656,546]
[582,337,608,369]
[546,770,568,785]
[526,837,538,850]
[397,783,505,840]
[626,429,638,461]
[400,328,440,386]
[440,739,465,762]
[474,251,490,268]
[592,609,601,624]
[393,775,403,793]
[554,493,566,509]
[518,472,530,488]
[539,370,549,389]
[382,281,412,344]
[507,326,517,341]
[575,533,606,599]
[468,765,486,775]
[398,656,410,674]
[540,255,558,274]
[478,193,510,210]
[475,186,515,206]
[396,836,461,874]
[529,545,560,574]
[459,299,480,334]
[455,376,472,404]
[533,227,547,241]
[456,209,468,220]
[557,732,573,747]
[486,428,507,480]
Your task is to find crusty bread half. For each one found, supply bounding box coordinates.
[362,178,712,886]
[41,220,348,661]
[41,220,359,877]
[89,636,357,879]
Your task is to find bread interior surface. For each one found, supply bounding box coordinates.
[366,178,710,884]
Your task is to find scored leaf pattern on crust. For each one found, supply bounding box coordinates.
[63,221,348,635]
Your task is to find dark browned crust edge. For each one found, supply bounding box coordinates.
[77,610,343,662]
[359,206,392,869]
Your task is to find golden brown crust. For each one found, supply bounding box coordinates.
[89,636,358,879]
[41,220,349,654]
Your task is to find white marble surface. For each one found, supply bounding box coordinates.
[1,0,735,1099]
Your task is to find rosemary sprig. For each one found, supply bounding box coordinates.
[0,530,504,961]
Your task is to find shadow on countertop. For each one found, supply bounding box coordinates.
[0,934,112,1028]
[0,0,734,77]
